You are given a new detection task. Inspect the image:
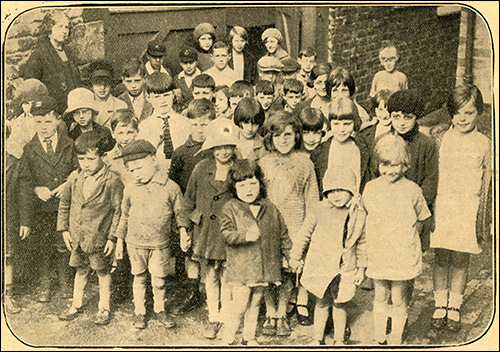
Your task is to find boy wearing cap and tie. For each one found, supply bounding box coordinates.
[88,60,127,130]
[19,95,78,303]
[174,47,202,111]
[118,59,153,123]
[115,139,183,329]
[145,39,173,77]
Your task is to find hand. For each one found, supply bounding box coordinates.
[180,228,191,252]
[115,238,124,260]
[19,226,30,240]
[34,187,52,201]
[354,267,366,285]
[245,223,261,242]
[104,240,115,256]
[51,182,67,199]
[289,258,303,273]
[62,231,73,251]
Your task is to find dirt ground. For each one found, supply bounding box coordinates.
[2,240,495,349]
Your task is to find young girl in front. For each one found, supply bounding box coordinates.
[361,133,431,345]
[430,84,491,332]
[259,111,319,336]
[220,159,292,345]
[178,118,238,339]
[290,167,366,345]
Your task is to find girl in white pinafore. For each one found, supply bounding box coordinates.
[430,84,491,332]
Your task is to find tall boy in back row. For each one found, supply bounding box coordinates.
[19,95,78,302]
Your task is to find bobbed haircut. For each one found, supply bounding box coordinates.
[329,96,362,132]
[110,108,139,132]
[144,72,174,94]
[370,89,393,114]
[263,110,303,152]
[299,107,327,132]
[233,98,265,127]
[255,80,274,95]
[308,63,332,89]
[227,159,266,200]
[446,84,484,117]
[75,130,109,156]
[387,89,425,119]
[192,74,216,90]
[374,133,411,172]
[40,11,70,40]
[229,80,254,98]
[122,58,147,78]
[283,79,304,95]
[326,66,356,98]
[186,98,216,120]
[229,26,248,41]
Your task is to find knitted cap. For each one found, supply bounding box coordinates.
[262,28,283,43]
[193,23,215,41]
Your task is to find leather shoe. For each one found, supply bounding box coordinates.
[446,307,461,332]
[262,316,277,336]
[431,307,447,330]
[156,311,175,328]
[133,314,147,329]
[59,306,82,321]
[94,308,110,325]
[296,304,312,326]
[204,321,222,339]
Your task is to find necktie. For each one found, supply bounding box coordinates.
[44,138,55,159]
[162,117,174,159]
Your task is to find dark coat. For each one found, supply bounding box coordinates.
[173,74,194,112]
[20,38,81,115]
[19,132,78,213]
[68,121,116,152]
[168,136,212,194]
[6,154,33,239]
[178,157,234,260]
[57,166,124,253]
[117,91,154,123]
[228,49,258,85]
[220,198,291,283]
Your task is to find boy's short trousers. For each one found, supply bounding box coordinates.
[69,246,111,272]
[127,244,175,278]
[196,257,226,284]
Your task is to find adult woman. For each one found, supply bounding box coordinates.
[20,11,81,120]
[227,26,258,84]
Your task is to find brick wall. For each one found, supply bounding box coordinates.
[328,6,462,113]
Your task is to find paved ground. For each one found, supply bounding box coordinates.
[2,239,495,349]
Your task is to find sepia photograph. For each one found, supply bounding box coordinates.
[1,1,498,349]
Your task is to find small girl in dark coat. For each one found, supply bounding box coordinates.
[220,159,292,345]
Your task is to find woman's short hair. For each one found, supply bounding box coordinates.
[299,107,327,132]
[326,66,356,98]
[329,96,362,132]
[233,98,265,127]
[263,110,302,152]
[40,11,71,40]
[229,26,248,42]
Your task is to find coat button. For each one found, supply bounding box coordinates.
[210,214,216,220]
[213,195,219,201]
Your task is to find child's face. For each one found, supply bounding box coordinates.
[148,55,164,71]
[452,98,478,135]
[112,123,137,149]
[232,35,247,53]
[190,116,211,143]
[330,84,351,99]
[193,87,214,101]
[215,91,230,114]
[77,149,103,176]
[122,73,144,97]
[273,125,296,155]
[256,93,274,111]
[126,156,156,184]
[379,161,404,183]
[375,100,391,126]
[50,16,70,44]
[34,112,59,139]
[235,176,260,204]
[313,74,328,97]
[391,111,417,135]
[330,119,354,143]
[284,92,302,110]
[240,121,260,140]
[379,47,398,73]
[265,37,279,54]
[93,81,112,100]
[147,91,174,116]
[199,34,213,51]
[302,130,323,151]
[229,96,243,112]
[326,189,352,208]
[73,108,93,127]
[180,60,198,76]
[213,145,235,164]
[213,48,230,70]
[298,55,316,73]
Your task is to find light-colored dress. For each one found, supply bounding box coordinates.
[369,70,408,97]
[431,127,491,254]
[362,177,431,281]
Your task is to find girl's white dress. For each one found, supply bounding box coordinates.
[431,127,491,254]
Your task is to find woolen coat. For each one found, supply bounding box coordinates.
[228,49,258,85]
[220,198,292,283]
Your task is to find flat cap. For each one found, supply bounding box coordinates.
[281,57,301,73]
[31,95,58,116]
[120,139,157,163]
[257,56,284,72]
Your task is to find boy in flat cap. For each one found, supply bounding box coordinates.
[174,46,202,111]
[19,95,78,303]
[115,139,183,330]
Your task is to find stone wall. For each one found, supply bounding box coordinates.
[328,5,462,113]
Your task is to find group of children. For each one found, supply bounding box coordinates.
[5,20,492,346]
